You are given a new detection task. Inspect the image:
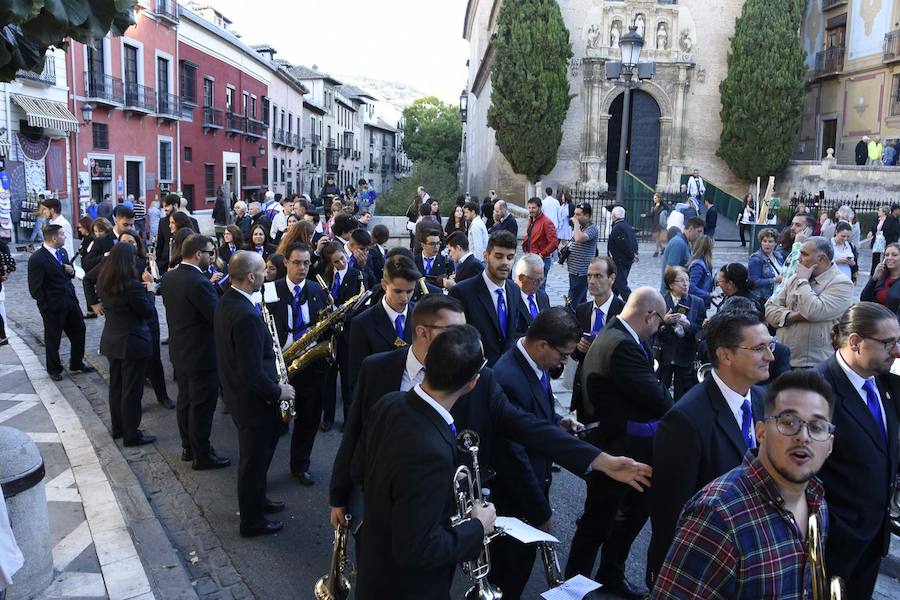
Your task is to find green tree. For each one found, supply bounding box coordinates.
[377,161,459,216]
[487,0,573,183]
[717,0,807,180]
[401,96,462,168]
[0,0,137,82]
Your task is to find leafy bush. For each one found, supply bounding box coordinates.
[377,161,460,217]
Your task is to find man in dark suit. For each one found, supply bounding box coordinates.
[449,230,523,366]
[264,242,329,486]
[444,230,483,290]
[571,257,624,417]
[703,197,717,237]
[83,205,135,272]
[27,224,93,380]
[368,224,389,282]
[513,253,551,335]
[213,251,295,538]
[646,310,770,586]
[347,227,378,289]
[566,287,672,598]
[815,302,900,599]
[356,325,496,598]
[607,206,638,301]
[154,194,196,274]
[348,255,418,384]
[489,200,518,237]
[158,234,229,471]
[414,227,449,287]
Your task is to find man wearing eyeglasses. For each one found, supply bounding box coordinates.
[514,253,550,334]
[646,310,771,587]
[413,228,448,287]
[652,370,835,599]
[814,302,900,599]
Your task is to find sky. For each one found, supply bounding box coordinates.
[205,0,470,104]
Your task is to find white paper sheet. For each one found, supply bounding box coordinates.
[540,575,601,600]
[262,281,278,303]
[494,517,558,544]
[74,266,85,280]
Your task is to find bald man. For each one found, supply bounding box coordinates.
[566,288,672,598]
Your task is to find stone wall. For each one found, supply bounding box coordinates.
[778,158,900,205]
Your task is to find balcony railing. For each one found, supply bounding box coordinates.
[326,148,340,171]
[84,72,124,105]
[812,47,845,79]
[16,58,56,85]
[124,81,156,112]
[327,137,336,148]
[341,147,351,159]
[885,30,900,63]
[202,106,223,129]
[311,134,321,146]
[822,0,847,8]
[290,133,301,148]
[245,117,266,138]
[273,128,287,146]
[155,0,179,23]
[156,92,182,119]
[226,111,245,134]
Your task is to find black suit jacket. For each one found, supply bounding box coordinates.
[414,252,449,281]
[98,279,155,360]
[454,254,484,283]
[815,355,900,574]
[367,246,386,282]
[449,274,523,366]
[608,219,638,268]
[27,246,78,310]
[348,301,413,384]
[82,234,115,273]
[570,296,625,416]
[581,317,672,458]
[646,376,764,582]
[515,287,550,335]
[213,288,282,426]
[884,215,900,246]
[357,389,484,599]
[704,205,718,236]
[159,264,220,374]
[657,293,705,368]
[155,216,172,273]
[266,278,328,348]
[489,214,518,238]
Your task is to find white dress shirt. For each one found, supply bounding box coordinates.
[618,317,642,347]
[382,297,408,330]
[232,286,257,308]
[401,348,427,392]
[413,383,454,429]
[836,349,887,430]
[711,369,757,446]
[590,293,615,331]
[468,217,489,260]
[482,271,507,320]
[541,196,562,230]
[284,276,310,343]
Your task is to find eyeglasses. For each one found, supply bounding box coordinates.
[288,259,311,267]
[522,274,544,285]
[201,249,216,256]
[550,345,573,359]
[764,412,835,442]
[423,241,441,247]
[736,338,777,354]
[863,336,900,352]
[649,311,666,324]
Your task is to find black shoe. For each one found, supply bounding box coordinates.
[652,251,659,258]
[70,364,95,374]
[181,448,193,462]
[294,471,315,486]
[0,338,8,347]
[123,432,156,447]
[263,499,286,514]
[84,312,98,319]
[320,420,333,432]
[49,372,63,381]
[192,453,231,471]
[598,578,647,600]
[161,338,169,345]
[112,431,123,440]
[239,519,283,538]
[157,397,175,410]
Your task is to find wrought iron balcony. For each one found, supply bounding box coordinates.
[326,148,340,171]
[291,133,301,148]
[124,81,156,113]
[341,147,351,159]
[273,128,287,146]
[202,106,223,129]
[84,72,124,105]
[812,47,844,79]
[155,0,179,23]
[245,117,266,139]
[16,58,56,85]
[156,92,182,119]
[226,111,245,134]
[327,137,336,148]
[311,134,321,146]
[885,30,900,63]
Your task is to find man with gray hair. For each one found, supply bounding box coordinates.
[489,200,518,237]
[608,206,638,301]
[765,236,854,368]
[514,253,550,332]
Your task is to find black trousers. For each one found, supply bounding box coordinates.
[871,252,883,277]
[566,437,652,584]
[41,298,86,375]
[108,357,147,442]
[290,363,326,474]
[827,536,882,600]
[489,533,537,599]
[739,223,752,246]
[234,411,281,527]
[657,364,696,401]
[146,316,168,403]
[323,336,351,424]
[612,261,633,302]
[175,369,218,457]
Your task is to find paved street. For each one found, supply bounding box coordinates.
[3,236,900,599]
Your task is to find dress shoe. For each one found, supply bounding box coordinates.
[70,364,95,374]
[0,338,9,346]
[263,499,286,514]
[49,372,63,381]
[112,431,123,440]
[180,448,193,462]
[123,432,156,447]
[320,420,333,432]
[599,578,647,600]
[157,396,175,409]
[294,471,315,486]
[192,452,231,471]
[239,519,283,538]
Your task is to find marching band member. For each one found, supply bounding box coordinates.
[514,253,551,333]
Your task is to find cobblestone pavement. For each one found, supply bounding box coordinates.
[3,238,899,599]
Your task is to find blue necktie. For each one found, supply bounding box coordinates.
[528,294,539,319]
[425,257,433,275]
[348,256,356,270]
[449,422,458,439]
[331,273,341,299]
[862,380,888,446]
[495,288,508,339]
[741,399,755,449]
[454,261,460,274]
[540,371,550,392]
[395,314,405,339]
[55,249,63,265]
[292,284,305,339]
[592,307,605,334]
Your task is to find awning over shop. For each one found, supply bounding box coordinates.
[0,141,10,156]
[10,94,79,133]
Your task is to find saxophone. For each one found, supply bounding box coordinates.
[314,514,352,600]
[260,287,294,423]
[538,542,564,589]
[809,512,844,600]
[419,277,430,296]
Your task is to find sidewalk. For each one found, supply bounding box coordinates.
[0,331,195,600]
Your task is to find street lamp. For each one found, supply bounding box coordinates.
[459,89,468,123]
[80,102,95,124]
[259,143,266,156]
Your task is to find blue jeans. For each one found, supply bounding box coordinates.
[30,217,46,242]
[542,257,552,290]
[568,273,588,306]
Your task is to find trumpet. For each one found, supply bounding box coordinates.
[419,277,430,296]
[314,514,352,600]
[809,512,843,600]
[260,287,294,422]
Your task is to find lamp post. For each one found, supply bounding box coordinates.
[459,89,468,123]
[614,26,645,206]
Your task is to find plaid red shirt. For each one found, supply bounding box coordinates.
[651,451,827,599]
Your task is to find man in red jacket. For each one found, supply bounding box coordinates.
[523,197,559,290]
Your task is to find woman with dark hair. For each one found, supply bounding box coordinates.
[831,221,858,283]
[444,204,468,239]
[736,192,755,247]
[219,224,242,269]
[277,220,318,273]
[77,216,95,259]
[861,242,900,312]
[244,223,275,260]
[642,193,669,257]
[169,227,194,268]
[716,262,764,314]
[688,234,715,309]
[169,211,192,234]
[866,205,891,277]
[265,253,287,282]
[406,194,423,249]
[96,242,156,446]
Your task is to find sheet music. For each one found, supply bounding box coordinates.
[540,575,601,600]
[263,281,278,303]
[494,517,558,544]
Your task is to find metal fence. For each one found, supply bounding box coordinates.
[571,188,683,241]
[789,191,892,215]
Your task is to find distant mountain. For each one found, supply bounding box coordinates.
[335,74,426,112]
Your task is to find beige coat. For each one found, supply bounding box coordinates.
[765,264,854,368]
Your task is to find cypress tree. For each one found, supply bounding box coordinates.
[487,0,573,183]
[717,0,807,180]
